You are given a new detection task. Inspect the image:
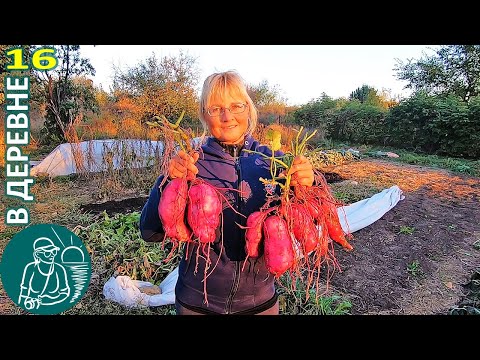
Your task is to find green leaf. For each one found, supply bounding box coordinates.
[266,128,282,151]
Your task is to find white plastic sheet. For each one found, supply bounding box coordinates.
[30,139,164,177]
[338,185,405,233]
[30,138,203,178]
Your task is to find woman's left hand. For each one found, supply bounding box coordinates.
[286,155,314,187]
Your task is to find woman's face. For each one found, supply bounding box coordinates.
[204,92,249,145]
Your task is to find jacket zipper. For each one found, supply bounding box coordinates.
[225,146,242,313]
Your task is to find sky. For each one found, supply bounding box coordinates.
[79,45,436,106]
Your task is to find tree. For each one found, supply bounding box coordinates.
[349,84,386,108]
[394,45,480,103]
[32,45,98,143]
[349,84,374,103]
[287,93,338,129]
[377,88,400,109]
[111,51,200,127]
[247,80,288,124]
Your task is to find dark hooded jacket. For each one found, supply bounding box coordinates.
[140,134,283,314]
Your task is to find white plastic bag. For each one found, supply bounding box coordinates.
[103,267,178,307]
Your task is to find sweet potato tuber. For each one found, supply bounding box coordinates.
[187,181,222,243]
[158,178,192,242]
[263,215,295,277]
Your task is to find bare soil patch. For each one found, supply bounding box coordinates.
[80,196,149,216]
[326,159,480,314]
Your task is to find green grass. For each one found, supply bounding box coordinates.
[406,260,422,277]
[333,190,354,204]
[399,226,415,235]
[316,295,353,315]
[277,276,352,315]
[393,151,480,176]
[77,211,179,284]
[330,181,382,205]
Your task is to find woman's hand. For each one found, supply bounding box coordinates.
[285,155,314,187]
[168,150,200,180]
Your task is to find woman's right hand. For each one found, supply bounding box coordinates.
[168,150,200,180]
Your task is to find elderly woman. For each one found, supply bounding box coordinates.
[140,70,314,315]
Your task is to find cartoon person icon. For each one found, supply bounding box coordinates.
[18,237,71,310]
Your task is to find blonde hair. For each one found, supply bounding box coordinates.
[198,70,258,136]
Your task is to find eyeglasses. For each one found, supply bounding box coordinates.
[206,103,248,117]
[36,248,58,256]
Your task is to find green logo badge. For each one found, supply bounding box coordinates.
[0,224,91,315]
